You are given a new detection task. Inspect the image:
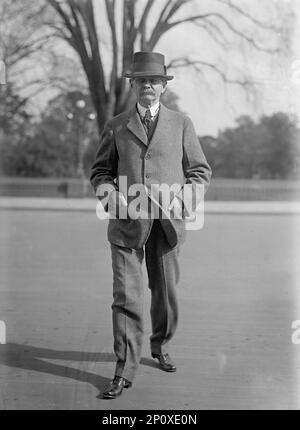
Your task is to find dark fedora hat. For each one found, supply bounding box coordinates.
[124,51,174,80]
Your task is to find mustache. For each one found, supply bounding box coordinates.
[140,90,154,94]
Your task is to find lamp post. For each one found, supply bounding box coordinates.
[67,99,96,196]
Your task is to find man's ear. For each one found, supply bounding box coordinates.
[129,79,133,88]
[161,82,167,94]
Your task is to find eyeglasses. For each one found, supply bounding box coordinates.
[133,77,166,85]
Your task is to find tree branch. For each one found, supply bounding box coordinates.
[167,57,257,89]
[7,35,54,67]
[133,0,155,49]
[47,0,75,37]
[44,22,71,41]
[193,20,229,49]
[105,0,118,117]
[168,12,279,53]
[216,0,279,31]
[147,0,189,50]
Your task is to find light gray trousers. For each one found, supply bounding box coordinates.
[110,220,180,382]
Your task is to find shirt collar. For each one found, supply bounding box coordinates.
[137,101,160,118]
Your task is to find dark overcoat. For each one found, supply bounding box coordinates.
[90,104,211,249]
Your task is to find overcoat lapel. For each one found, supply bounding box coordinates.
[126,107,148,146]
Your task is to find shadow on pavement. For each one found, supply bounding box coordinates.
[0,343,158,397]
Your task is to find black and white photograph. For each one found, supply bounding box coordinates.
[0,0,299,412]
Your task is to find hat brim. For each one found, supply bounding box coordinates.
[124,72,174,80]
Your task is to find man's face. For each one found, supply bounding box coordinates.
[130,76,167,107]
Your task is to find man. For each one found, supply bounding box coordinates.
[90,51,211,399]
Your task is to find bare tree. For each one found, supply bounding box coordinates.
[0,0,54,109]
[0,0,88,115]
[44,0,285,132]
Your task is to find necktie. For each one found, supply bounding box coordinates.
[143,109,152,134]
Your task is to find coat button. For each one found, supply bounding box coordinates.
[145,173,150,178]
[145,153,151,159]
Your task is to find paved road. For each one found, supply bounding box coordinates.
[0,209,299,409]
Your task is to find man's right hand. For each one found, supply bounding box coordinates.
[108,190,128,218]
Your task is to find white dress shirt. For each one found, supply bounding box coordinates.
[137,102,160,119]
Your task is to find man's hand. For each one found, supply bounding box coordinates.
[108,190,128,218]
[168,197,184,219]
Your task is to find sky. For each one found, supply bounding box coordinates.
[151,0,300,136]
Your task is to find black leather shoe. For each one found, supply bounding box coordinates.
[102,376,132,399]
[151,353,177,372]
